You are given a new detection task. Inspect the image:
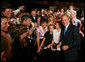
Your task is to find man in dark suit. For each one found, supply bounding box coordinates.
[60,14,81,61]
[31,10,37,23]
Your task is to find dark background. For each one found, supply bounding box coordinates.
[1,0,84,12]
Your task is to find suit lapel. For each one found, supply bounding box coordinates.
[64,24,72,38]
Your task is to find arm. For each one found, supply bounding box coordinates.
[51,39,54,46]
[39,38,45,48]
[13,6,25,16]
[37,37,46,53]
[79,24,82,30]
[1,51,6,61]
[50,40,54,50]
[28,29,34,36]
[80,30,84,37]
[13,9,20,16]
[36,32,40,50]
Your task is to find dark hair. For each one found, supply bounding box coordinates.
[55,21,62,28]
[37,15,41,18]
[48,24,54,29]
[1,16,8,19]
[8,24,28,39]
[1,7,13,12]
[21,14,31,23]
[41,18,47,24]
[31,9,37,12]
[1,16,8,22]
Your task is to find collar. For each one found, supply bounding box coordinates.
[65,22,70,31]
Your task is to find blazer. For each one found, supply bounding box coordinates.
[60,23,80,51]
[60,23,81,61]
[31,16,37,23]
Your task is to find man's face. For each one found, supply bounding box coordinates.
[49,16,54,21]
[23,18,32,26]
[3,9,13,18]
[61,16,70,27]
[31,11,36,17]
[69,6,73,10]
[48,10,53,15]
[61,9,64,12]
[41,9,45,13]
[1,18,10,32]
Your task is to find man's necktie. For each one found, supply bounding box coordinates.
[64,27,66,37]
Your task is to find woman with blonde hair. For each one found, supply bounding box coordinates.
[48,14,55,26]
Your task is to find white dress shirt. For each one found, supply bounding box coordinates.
[33,17,36,20]
[37,26,48,39]
[65,22,70,32]
[53,29,61,44]
[72,17,81,26]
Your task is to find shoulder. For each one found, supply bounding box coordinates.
[71,24,79,32]
[45,31,49,34]
[53,29,57,32]
[75,18,81,22]
[1,31,11,45]
[37,26,41,30]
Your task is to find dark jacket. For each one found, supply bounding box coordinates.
[31,16,37,23]
[60,23,81,61]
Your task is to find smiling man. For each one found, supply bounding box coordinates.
[2,7,17,24]
[60,14,81,61]
[1,16,11,61]
[1,16,10,32]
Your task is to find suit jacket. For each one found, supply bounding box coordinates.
[60,23,81,61]
[31,16,37,23]
[60,23,80,50]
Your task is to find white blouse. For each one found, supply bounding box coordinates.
[53,29,61,44]
[37,26,48,39]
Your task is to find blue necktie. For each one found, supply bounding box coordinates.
[64,27,66,36]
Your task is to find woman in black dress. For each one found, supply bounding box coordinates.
[37,24,54,61]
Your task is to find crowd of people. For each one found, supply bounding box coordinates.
[1,5,84,61]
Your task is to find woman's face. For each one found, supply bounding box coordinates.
[42,22,47,28]
[49,16,54,21]
[55,23,60,29]
[49,26,54,32]
[37,17,41,22]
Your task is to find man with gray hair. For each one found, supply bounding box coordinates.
[60,14,80,61]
